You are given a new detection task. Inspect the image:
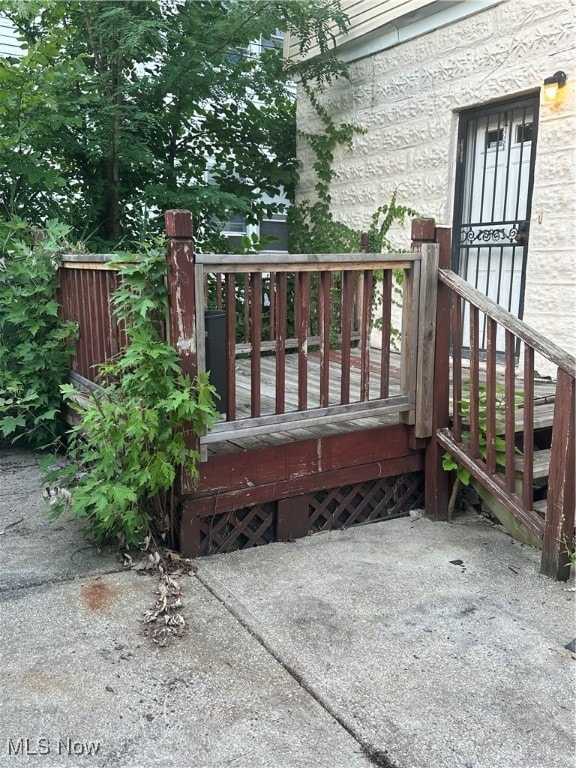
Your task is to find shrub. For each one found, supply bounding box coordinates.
[0,220,77,448]
[46,239,218,546]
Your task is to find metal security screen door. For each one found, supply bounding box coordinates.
[452,96,539,355]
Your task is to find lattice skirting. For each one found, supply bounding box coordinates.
[197,503,276,557]
[194,472,424,557]
[308,472,424,532]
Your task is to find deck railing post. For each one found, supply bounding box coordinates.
[541,369,576,580]
[165,209,197,380]
[415,220,452,520]
[414,240,440,438]
[165,209,198,495]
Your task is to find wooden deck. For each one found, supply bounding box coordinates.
[57,213,574,577]
[206,347,556,456]
[206,347,403,455]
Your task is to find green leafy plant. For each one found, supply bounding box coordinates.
[442,381,522,485]
[45,239,218,547]
[0,219,78,448]
[562,537,576,569]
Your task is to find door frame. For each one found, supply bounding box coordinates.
[451,93,540,330]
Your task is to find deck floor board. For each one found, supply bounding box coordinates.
[205,348,555,457]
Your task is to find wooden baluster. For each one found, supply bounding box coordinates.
[504,330,516,493]
[243,274,250,342]
[541,368,576,580]
[522,345,535,511]
[250,272,262,418]
[380,269,392,399]
[225,273,236,421]
[309,273,318,337]
[80,270,91,378]
[115,268,128,349]
[297,271,310,411]
[485,317,497,474]
[269,273,276,341]
[469,305,480,459]
[360,269,373,402]
[340,270,354,405]
[275,272,287,414]
[452,291,463,441]
[319,270,332,407]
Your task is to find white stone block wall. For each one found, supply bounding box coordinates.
[296,0,576,374]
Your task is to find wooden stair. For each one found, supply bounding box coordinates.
[515,446,550,526]
[496,441,552,546]
[471,431,552,549]
[514,448,551,482]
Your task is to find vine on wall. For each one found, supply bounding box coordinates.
[289,80,417,255]
[288,80,417,350]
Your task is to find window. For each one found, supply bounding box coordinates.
[221,215,247,235]
[486,128,505,150]
[260,218,288,252]
[515,123,533,144]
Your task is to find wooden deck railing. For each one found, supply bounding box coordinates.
[185,239,439,454]
[57,211,573,580]
[58,254,126,382]
[428,252,576,581]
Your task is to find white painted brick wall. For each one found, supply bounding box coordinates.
[296,0,576,374]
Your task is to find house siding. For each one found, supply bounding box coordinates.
[295,0,575,372]
[0,15,21,58]
[286,1,503,63]
[287,0,434,60]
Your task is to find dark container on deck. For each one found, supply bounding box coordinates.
[204,310,227,414]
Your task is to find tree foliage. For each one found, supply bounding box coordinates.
[0,220,78,448]
[0,0,348,249]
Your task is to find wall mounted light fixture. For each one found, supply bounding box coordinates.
[543,70,567,103]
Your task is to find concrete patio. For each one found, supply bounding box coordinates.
[1,448,574,768]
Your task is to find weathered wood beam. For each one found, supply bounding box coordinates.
[414,242,439,438]
[183,453,423,520]
[196,423,415,496]
[196,252,419,268]
[541,369,576,581]
[165,209,198,494]
[200,395,412,445]
[400,259,420,425]
[439,269,576,377]
[422,224,452,520]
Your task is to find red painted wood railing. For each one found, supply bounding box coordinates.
[190,244,439,454]
[428,252,576,581]
[58,254,126,382]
